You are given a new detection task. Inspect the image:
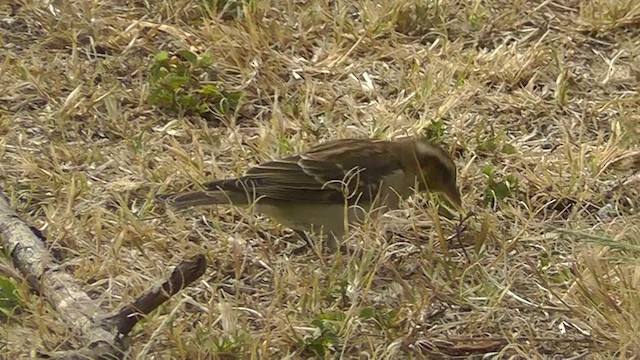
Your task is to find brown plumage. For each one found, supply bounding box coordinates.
[157,137,462,251]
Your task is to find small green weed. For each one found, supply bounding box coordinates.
[299,311,345,356]
[147,50,242,122]
[0,276,20,319]
[481,165,518,207]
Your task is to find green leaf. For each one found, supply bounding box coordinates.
[198,54,214,67]
[197,102,212,114]
[491,181,511,200]
[482,187,496,205]
[175,93,199,109]
[311,319,324,328]
[358,307,375,319]
[481,165,494,177]
[501,143,517,155]
[154,50,169,62]
[316,311,345,322]
[480,138,497,152]
[176,49,198,64]
[423,119,445,141]
[164,74,190,90]
[225,90,242,103]
[0,276,20,317]
[147,88,175,107]
[200,84,220,96]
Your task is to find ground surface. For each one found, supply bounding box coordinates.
[1,0,639,358]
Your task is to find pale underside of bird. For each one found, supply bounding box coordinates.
[157,137,462,252]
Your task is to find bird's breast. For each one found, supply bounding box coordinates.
[250,169,413,237]
[375,169,414,204]
[255,201,349,236]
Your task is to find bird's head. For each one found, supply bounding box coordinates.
[408,138,463,212]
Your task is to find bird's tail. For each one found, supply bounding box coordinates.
[155,190,250,209]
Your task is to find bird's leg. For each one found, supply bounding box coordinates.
[292,230,343,255]
[292,229,348,256]
[447,211,475,263]
[292,229,314,255]
[325,233,340,254]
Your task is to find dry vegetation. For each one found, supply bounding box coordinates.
[1,0,639,358]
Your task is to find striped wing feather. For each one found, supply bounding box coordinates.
[204,139,405,203]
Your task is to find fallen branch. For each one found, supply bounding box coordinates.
[0,192,207,358]
[105,253,207,336]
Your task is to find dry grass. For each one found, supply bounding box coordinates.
[1,0,639,358]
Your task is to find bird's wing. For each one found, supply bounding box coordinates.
[205,139,406,203]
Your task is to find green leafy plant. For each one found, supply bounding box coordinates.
[147,50,242,121]
[476,127,518,156]
[467,3,486,30]
[358,306,401,333]
[0,276,20,319]
[213,334,244,355]
[422,119,446,143]
[481,165,518,207]
[299,311,345,356]
[321,279,349,303]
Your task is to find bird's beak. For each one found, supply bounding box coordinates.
[443,184,464,213]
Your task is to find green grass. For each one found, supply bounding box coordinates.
[1,0,639,358]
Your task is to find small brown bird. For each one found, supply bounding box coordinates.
[157,137,462,251]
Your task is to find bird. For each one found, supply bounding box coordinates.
[156,137,463,252]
